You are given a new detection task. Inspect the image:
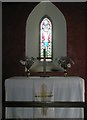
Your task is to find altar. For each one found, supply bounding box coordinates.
[5,76,85,118]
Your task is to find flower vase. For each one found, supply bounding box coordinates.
[64,69,67,77]
[26,68,30,77]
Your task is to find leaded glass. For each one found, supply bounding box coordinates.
[40,17,52,61]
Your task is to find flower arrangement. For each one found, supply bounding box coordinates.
[20,56,36,76]
[56,56,75,70]
[55,56,75,76]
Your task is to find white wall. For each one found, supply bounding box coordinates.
[0,1,2,120]
[26,2,67,60]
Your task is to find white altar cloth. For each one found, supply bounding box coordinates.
[5,76,85,118]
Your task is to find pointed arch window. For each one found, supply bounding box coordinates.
[40,16,53,61]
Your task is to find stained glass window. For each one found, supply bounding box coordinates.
[40,17,52,61]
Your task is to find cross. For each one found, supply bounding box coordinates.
[43,49,46,76]
[35,83,53,116]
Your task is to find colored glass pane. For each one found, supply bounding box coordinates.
[40,17,52,61]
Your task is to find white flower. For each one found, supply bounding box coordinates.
[20,60,25,65]
[67,63,71,68]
